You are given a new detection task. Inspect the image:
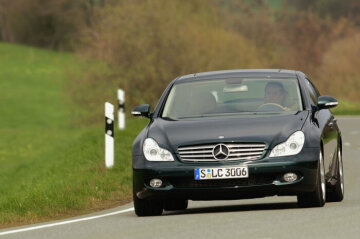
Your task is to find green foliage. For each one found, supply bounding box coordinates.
[317,32,360,103]
[286,0,360,25]
[71,0,360,124]
[1,0,360,117]
[75,0,264,122]
[0,0,95,50]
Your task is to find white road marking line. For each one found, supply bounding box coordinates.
[0,207,134,236]
[344,142,351,147]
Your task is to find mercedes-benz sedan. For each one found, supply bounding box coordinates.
[131,69,344,216]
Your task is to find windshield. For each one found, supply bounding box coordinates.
[162,78,303,119]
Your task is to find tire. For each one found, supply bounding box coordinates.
[297,149,326,208]
[326,147,344,202]
[133,191,163,216]
[163,199,188,211]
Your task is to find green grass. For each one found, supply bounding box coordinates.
[332,99,360,115]
[0,42,148,227]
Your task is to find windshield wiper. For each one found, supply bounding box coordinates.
[177,112,255,119]
[177,115,205,119]
[161,116,177,121]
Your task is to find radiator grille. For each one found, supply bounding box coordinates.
[178,142,266,162]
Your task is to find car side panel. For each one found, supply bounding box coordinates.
[314,109,338,181]
[297,73,339,182]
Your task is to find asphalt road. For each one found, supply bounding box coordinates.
[1,116,359,239]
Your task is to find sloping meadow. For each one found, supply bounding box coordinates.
[0,42,147,227]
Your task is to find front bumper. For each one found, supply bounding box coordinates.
[133,148,319,201]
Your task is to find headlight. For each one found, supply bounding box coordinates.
[269,131,305,158]
[143,138,174,161]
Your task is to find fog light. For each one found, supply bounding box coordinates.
[283,173,297,182]
[149,178,162,188]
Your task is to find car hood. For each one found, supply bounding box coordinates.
[147,111,309,152]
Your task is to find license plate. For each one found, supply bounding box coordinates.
[194,166,249,180]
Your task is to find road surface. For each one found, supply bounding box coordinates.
[1,116,359,239]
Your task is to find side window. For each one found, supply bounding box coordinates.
[304,78,319,105]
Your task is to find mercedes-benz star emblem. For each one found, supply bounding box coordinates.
[212,144,229,160]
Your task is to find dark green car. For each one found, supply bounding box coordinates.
[131,69,344,216]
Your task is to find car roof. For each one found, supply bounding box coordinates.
[176,69,300,83]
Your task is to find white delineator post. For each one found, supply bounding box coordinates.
[105,102,114,169]
[117,89,125,130]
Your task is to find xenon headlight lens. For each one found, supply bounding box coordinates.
[143,138,174,161]
[269,131,305,158]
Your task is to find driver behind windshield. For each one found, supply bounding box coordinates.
[264,81,299,111]
[265,82,287,106]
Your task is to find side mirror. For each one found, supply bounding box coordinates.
[131,104,151,118]
[317,96,338,110]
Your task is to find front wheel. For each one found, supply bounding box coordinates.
[133,191,163,216]
[327,147,344,202]
[297,149,326,208]
[164,199,188,211]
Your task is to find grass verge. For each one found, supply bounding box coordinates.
[0,42,148,228]
[332,99,360,115]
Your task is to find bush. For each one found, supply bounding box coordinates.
[74,0,264,122]
[0,0,94,50]
[62,0,360,122]
[317,32,360,101]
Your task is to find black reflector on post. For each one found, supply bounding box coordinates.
[105,102,114,169]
